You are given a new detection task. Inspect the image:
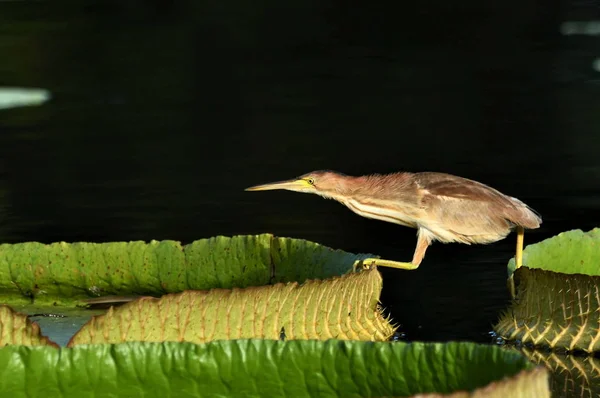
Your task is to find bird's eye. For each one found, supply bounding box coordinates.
[306,178,315,185]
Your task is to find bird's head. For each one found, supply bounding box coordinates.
[245,170,347,198]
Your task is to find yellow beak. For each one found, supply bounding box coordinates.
[245,179,312,192]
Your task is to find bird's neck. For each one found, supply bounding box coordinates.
[320,172,414,203]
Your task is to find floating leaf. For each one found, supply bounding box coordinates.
[0,305,57,347]
[496,268,600,353]
[0,340,549,397]
[0,235,374,305]
[269,236,372,283]
[68,267,393,345]
[508,228,600,277]
[0,87,51,110]
[497,229,600,353]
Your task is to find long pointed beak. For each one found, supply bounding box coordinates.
[245,179,310,192]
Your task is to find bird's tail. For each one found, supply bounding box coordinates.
[507,197,542,229]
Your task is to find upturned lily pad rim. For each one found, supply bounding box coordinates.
[507,228,600,277]
[0,339,546,398]
[0,234,377,306]
[67,267,395,346]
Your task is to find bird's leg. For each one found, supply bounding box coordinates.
[354,230,430,271]
[357,258,419,270]
[515,226,524,269]
[508,226,525,299]
[411,231,431,265]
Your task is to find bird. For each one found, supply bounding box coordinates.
[245,170,541,275]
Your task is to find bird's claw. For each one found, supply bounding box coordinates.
[352,259,377,273]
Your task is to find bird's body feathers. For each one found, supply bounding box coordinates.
[327,171,541,245]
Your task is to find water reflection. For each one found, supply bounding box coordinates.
[519,347,600,398]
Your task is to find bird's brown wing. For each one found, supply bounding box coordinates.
[415,173,541,243]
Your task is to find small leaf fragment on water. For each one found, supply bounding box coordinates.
[0,87,51,110]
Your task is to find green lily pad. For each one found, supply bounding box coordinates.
[0,235,375,306]
[497,228,600,353]
[507,228,600,277]
[0,340,549,397]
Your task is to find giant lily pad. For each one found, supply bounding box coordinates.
[0,233,551,396]
[495,228,600,352]
[0,235,374,306]
[507,228,600,277]
[0,340,549,397]
[68,267,394,345]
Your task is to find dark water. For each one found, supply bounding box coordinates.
[0,0,599,354]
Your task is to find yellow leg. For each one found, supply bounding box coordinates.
[509,226,525,299]
[353,258,419,271]
[354,232,429,272]
[353,230,431,271]
[515,226,524,269]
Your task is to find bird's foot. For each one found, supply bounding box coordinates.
[352,259,376,272]
[352,258,419,272]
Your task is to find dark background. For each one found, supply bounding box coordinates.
[0,0,599,342]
